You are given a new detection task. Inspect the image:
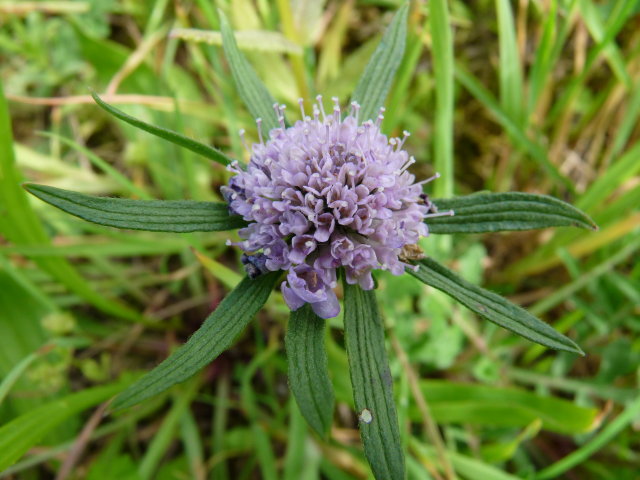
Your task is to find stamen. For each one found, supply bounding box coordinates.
[401,262,420,272]
[415,172,441,187]
[298,98,305,119]
[351,101,360,124]
[316,94,326,121]
[424,209,455,219]
[397,130,410,150]
[238,129,249,152]
[312,104,320,121]
[256,118,264,145]
[278,104,287,129]
[332,96,341,124]
[375,107,386,128]
[397,156,416,175]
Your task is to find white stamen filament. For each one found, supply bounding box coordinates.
[316,94,326,121]
[351,101,360,124]
[238,129,249,152]
[332,96,341,124]
[298,98,305,119]
[402,262,420,272]
[424,209,455,219]
[415,172,441,187]
[256,118,264,144]
[397,156,416,175]
[398,130,411,149]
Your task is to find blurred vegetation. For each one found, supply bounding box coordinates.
[1,0,639,479]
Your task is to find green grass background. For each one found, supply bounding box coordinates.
[1,0,639,478]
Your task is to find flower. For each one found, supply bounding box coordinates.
[222,96,452,318]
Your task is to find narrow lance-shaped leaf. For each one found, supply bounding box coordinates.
[351,2,409,122]
[343,281,405,480]
[25,184,247,233]
[408,258,584,355]
[219,9,282,132]
[428,192,597,234]
[285,304,334,437]
[91,92,233,166]
[114,273,279,409]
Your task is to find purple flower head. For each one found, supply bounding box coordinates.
[222,96,454,318]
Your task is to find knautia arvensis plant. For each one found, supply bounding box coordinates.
[24,5,596,479]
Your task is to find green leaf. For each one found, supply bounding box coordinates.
[415,380,598,434]
[408,258,584,355]
[350,2,409,123]
[91,93,233,166]
[428,192,597,234]
[285,304,334,437]
[0,382,125,471]
[218,9,280,132]
[113,273,279,409]
[342,281,405,480]
[24,183,246,233]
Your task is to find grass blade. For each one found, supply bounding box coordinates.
[350,2,409,123]
[415,380,598,435]
[0,382,125,471]
[430,0,454,201]
[25,184,246,233]
[536,394,640,479]
[0,79,140,322]
[92,92,233,166]
[219,9,280,132]
[429,192,597,234]
[285,304,334,437]
[455,62,573,191]
[342,281,405,480]
[408,258,584,355]
[113,272,279,409]
[496,0,524,126]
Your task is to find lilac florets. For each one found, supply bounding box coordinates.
[223,96,450,318]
